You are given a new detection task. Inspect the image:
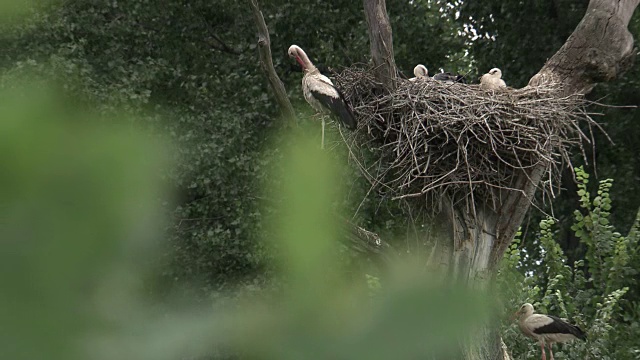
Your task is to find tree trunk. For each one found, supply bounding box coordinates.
[363,0,638,359]
[529,0,639,96]
[363,0,398,91]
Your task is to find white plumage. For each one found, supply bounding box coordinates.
[480,67,507,90]
[410,64,428,81]
[410,64,464,83]
[288,45,356,148]
[515,303,586,360]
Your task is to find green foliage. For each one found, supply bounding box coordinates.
[500,168,640,360]
[3,0,639,298]
[0,90,496,359]
[0,0,285,293]
[456,0,588,87]
[222,132,493,360]
[0,80,169,360]
[0,0,469,294]
[2,4,640,359]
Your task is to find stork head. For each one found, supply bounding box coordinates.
[413,64,428,78]
[488,68,503,79]
[288,45,309,71]
[287,45,300,58]
[514,303,535,320]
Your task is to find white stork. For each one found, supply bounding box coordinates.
[480,67,507,90]
[410,64,429,81]
[515,303,587,360]
[287,45,357,148]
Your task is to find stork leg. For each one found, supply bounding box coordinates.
[548,343,554,360]
[321,117,325,150]
[540,342,546,360]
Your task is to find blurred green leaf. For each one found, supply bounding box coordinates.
[0,81,168,360]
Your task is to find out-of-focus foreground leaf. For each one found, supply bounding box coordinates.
[0,83,493,359]
[0,0,50,23]
[221,132,493,360]
[0,81,169,360]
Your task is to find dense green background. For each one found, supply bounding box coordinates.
[1,1,639,359]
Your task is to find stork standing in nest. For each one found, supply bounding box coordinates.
[515,303,587,360]
[288,45,357,149]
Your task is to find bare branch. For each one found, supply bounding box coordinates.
[363,0,398,91]
[529,0,640,95]
[340,217,395,262]
[248,0,297,127]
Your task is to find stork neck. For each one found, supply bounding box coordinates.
[305,66,319,75]
[295,49,317,74]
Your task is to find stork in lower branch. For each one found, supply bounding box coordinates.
[288,45,357,149]
[515,303,587,360]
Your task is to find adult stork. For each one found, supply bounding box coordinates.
[410,64,429,81]
[480,67,507,90]
[287,45,357,148]
[515,303,587,360]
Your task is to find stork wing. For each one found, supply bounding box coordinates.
[433,72,465,83]
[310,76,357,130]
[532,315,587,340]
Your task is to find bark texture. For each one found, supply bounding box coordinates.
[249,0,297,127]
[529,0,639,95]
[363,0,398,91]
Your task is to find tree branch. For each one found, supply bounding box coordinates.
[248,0,297,127]
[529,0,639,95]
[491,0,639,269]
[340,217,395,262]
[491,166,546,269]
[363,0,398,91]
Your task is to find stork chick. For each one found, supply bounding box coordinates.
[288,45,356,148]
[515,303,586,360]
[480,67,507,90]
[410,64,429,81]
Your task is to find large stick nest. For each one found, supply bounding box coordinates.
[333,66,598,211]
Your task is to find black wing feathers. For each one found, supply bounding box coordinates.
[433,72,466,83]
[310,88,357,130]
[533,315,587,341]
